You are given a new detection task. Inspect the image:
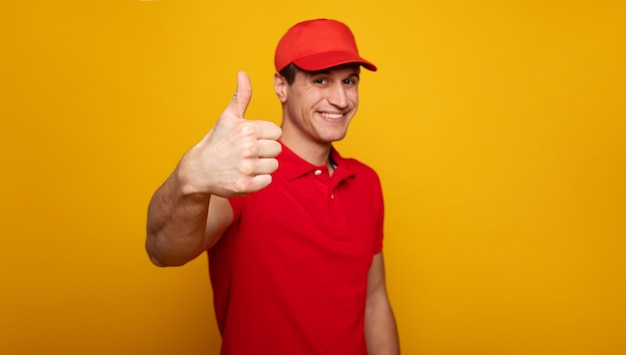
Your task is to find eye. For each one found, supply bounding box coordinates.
[343,78,358,85]
[314,78,327,84]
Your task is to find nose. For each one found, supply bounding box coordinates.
[327,83,348,109]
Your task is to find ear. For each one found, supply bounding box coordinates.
[274,73,288,103]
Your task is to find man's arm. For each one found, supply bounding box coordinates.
[145,174,233,267]
[365,252,400,355]
[145,72,282,267]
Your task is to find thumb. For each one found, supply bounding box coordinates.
[226,71,252,118]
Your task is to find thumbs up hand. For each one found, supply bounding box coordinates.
[178,72,282,198]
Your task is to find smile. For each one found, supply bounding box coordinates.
[320,112,344,119]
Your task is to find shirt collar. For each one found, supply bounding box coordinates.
[277,141,355,182]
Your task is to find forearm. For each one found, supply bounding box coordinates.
[365,294,400,355]
[146,169,212,267]
[364,261,401,355]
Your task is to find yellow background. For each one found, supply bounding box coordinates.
[2,0,625,354]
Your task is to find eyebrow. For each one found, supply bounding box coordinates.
[309,69,361,79]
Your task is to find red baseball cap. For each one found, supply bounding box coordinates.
[274,19,377,73]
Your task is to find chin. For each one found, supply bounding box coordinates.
[323,132,348,143]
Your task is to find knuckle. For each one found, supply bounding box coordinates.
[232,178,252,194]
[237,122,256,137]
[239,141,258,158]
[237,160,255,176]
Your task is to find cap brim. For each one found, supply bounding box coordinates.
[292,51,377,72]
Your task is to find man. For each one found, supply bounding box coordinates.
[146,19,400,354]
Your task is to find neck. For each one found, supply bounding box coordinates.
[280,134,332,167]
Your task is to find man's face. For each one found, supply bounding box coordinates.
[279,64,360,147]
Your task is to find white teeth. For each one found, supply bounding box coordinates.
[321,113,343,119]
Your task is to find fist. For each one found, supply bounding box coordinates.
[179,72,282,197]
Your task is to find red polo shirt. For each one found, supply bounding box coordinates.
[208,143,384,355]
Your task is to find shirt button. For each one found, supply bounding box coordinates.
[314,169,322,176]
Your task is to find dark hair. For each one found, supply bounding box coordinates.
[278,63,362,85]
[278,63,300,85]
